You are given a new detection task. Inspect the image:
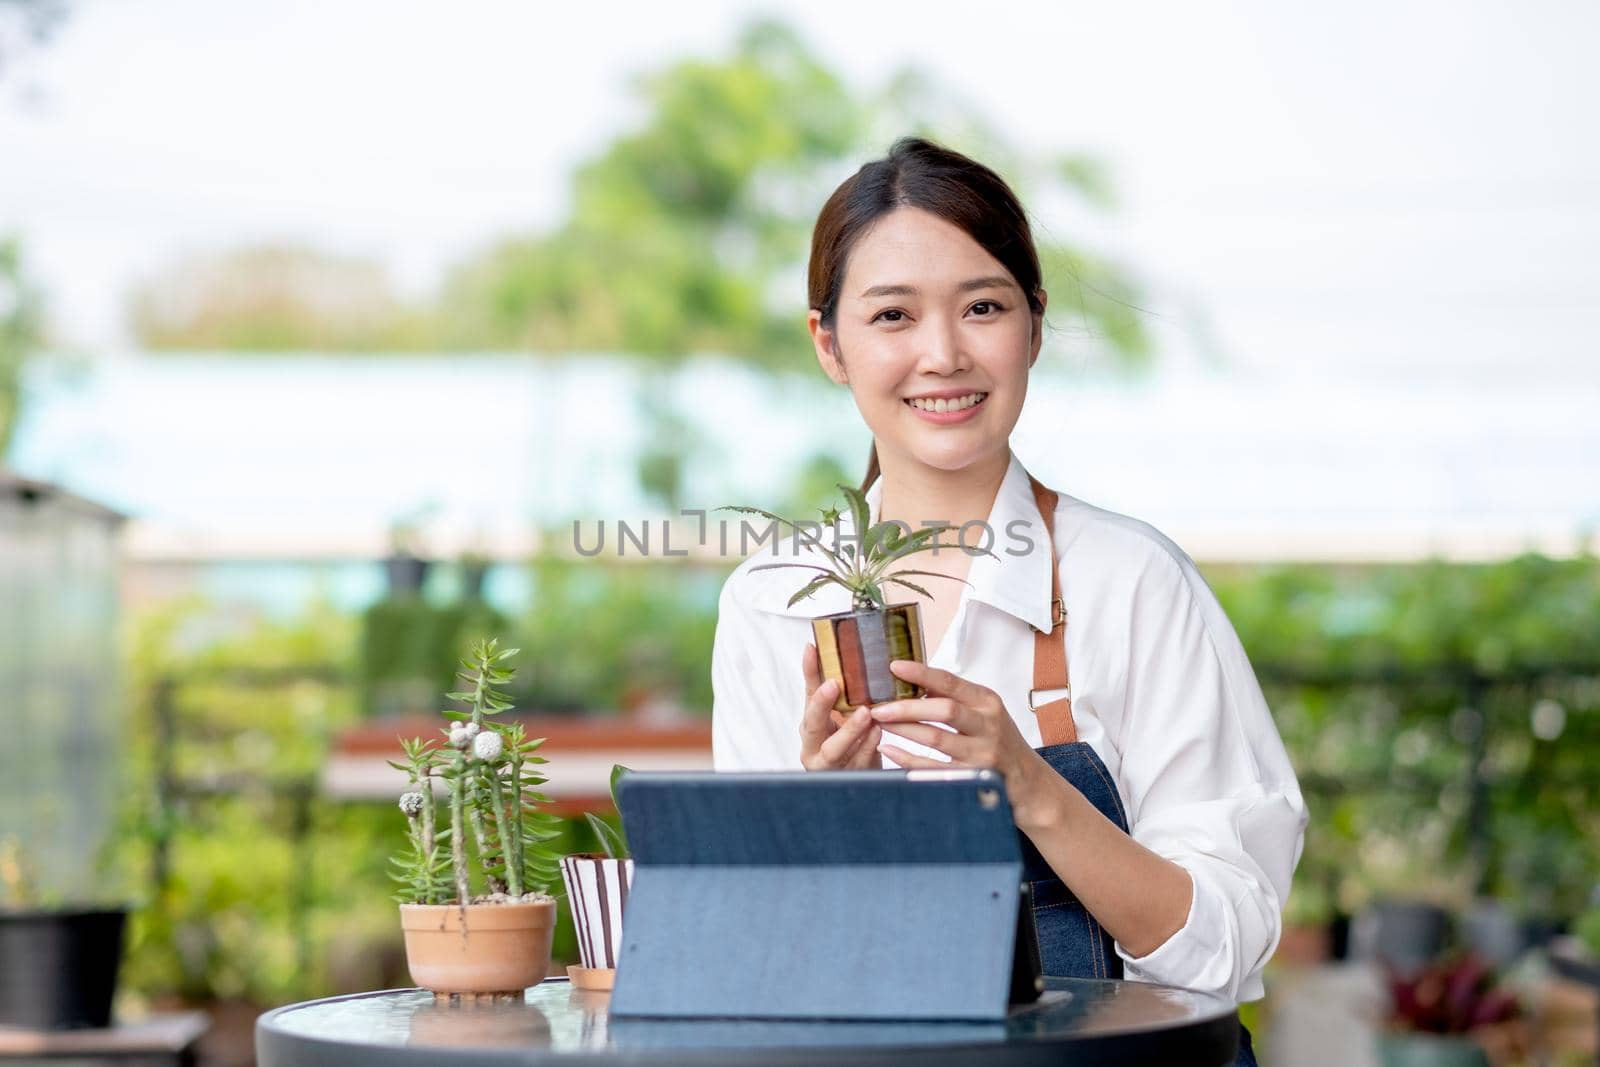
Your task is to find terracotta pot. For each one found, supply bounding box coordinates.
[812,602,927,713]
[560,855,633,990]
[399,899,556,996]
[1275,921,1332,967]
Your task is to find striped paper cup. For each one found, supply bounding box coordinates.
[560,855,634,972]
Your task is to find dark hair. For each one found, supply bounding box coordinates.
[807,137,1045,493]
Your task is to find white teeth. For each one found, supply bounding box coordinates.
[907,392,986,413]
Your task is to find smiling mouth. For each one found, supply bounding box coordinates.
[903,392,989,414]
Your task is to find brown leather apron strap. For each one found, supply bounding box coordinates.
[1027,474,1077,746]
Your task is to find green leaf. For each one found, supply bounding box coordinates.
[836,483,870,550]
[881,567,973,589]
[882,576,934,599]
[748,561,839,580]
[716,503,850,573]
[585,812,629,859]
[865,526,990,582]
[862,520,906,562]
[786,573,839,608]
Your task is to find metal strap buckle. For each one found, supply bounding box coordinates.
[1030,597,1067,635]
[1027,684,1071,713]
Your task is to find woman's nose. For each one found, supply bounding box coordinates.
[917,315,968,373]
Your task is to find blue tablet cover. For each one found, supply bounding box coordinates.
[609,769,1024,1021]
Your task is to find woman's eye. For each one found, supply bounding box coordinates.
[872,309,906,323]
[969,300,1002,316]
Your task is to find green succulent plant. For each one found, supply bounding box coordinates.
[389,638,563,910]
[718,482,996,613]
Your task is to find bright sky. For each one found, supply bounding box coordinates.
[4,0,1598,385]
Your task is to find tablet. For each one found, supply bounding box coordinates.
[610,769,1041,1021]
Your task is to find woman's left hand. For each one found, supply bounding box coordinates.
[872,659,1057,830]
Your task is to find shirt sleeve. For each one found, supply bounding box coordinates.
[1109,542,1309,1004]
[711,572,804,771]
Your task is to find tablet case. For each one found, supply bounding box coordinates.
[608,769,1038,1021]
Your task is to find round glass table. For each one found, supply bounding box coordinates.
[255,976,1239,1066]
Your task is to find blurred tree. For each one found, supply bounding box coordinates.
[128,245,422,352]
[121,19,1150,375]
[781,450,854,517]
[436,20,861,368]
[634,368,710,513]
[0,235,45,457]
[437,18,1151,372]
[0,0,69,83]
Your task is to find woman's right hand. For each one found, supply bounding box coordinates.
[799,642,883,770]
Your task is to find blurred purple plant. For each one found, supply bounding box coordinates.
[1387,952,1520,1034]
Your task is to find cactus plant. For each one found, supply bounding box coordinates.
[390,638,565,996]
[390,638,563,908]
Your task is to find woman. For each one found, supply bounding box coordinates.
[710,137,1306,1064]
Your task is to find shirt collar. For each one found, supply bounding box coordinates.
[745,447,1057,633]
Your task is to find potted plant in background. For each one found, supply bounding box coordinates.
[383,505,437,597]
[0,839,129,1029]
[390,638,564,998]
[560,764,633,992]
[1546,904,1600,1057]
[1378,952,1526,1067]
[718,484,992,712]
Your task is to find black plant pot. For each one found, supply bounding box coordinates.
[1351,900,1452,976]
[384,553,432,597]
[1328,910,1352,961]
[460,560,490,602]
[0,908,127,1029]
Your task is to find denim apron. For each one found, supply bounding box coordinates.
[1020,474,1258,1066]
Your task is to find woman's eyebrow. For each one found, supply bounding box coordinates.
[858,275,1017,299]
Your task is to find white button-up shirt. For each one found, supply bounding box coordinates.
[710,446,1309,1004]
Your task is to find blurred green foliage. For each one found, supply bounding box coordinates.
[1577,907,1600,957]
[115,596,590,1006]
[127,245,428,353]
[128,18,1150,374]
[519,553,722,715]
[1209,554,1600,922]
[358,593,508,717]
[115,597,365,1003]
[0,235,45,457]
[109,551,1599,1009]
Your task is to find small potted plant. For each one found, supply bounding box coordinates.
[718,484,991,712]
[1378,952,1525,1067]
[559,764,633,991]
[390,638,564,998]
[0,839,129,1030]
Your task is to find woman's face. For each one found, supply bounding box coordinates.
[808,206,1045,478]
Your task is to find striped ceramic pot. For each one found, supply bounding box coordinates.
[559,855,634,990]
[811,602,927,714]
